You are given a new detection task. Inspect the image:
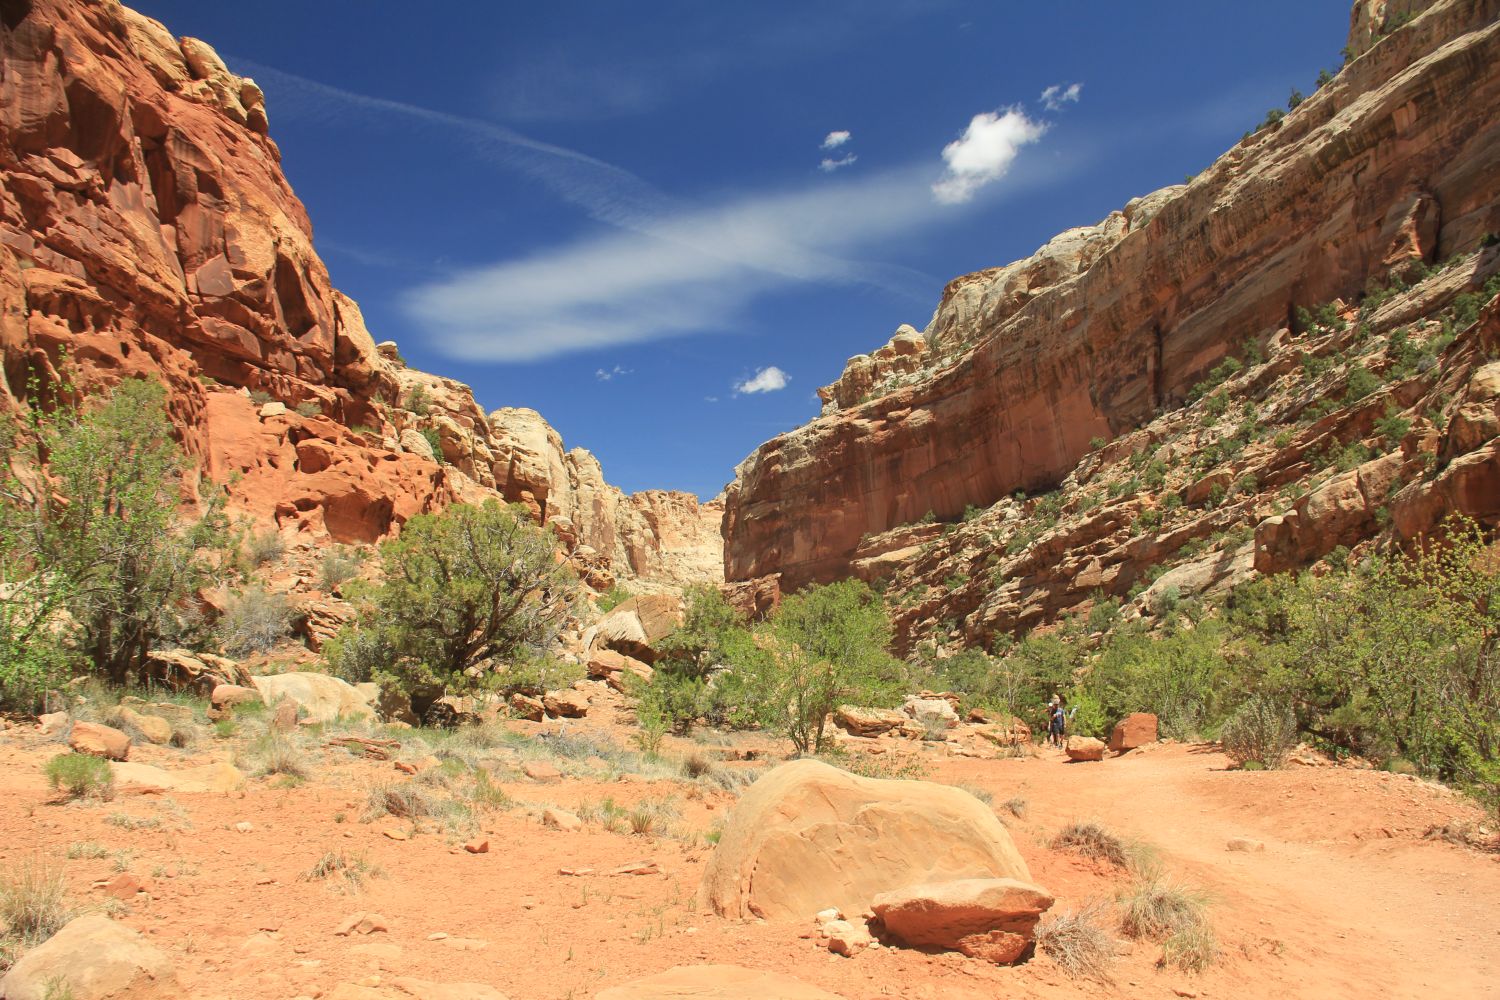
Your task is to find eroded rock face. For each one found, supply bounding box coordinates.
[699,759,1031,922]
[0,0,721,590]
[724,0,1500,593]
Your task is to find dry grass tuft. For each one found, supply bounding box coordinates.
[1052,820,1131,868]
[1120,878,1218,971]
[364,782,441,820]
[303,851,384,894]
[0,858,72,966]
[1036,901,1118,981]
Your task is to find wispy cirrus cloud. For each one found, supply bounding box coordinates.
[236,59,1058,364]
[819,153,858,172]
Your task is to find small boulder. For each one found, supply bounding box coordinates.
[522,761,562,783]
[37,711,69,735]
[334,912,389,936]
[870,877,1053,964]
[900,695,959,732]
[69,721,131,761]
[211,683,261,709]
[543,689,588,719]
[1065,736,1106,762]
[509,693,544,722]
[270,699,300,733]
[144,648,250,694]
[1108,712,1158,752]
[116,708,172,745]
[0,914,182,1000]
[821,918,874,957]
[542,807,583,832]
[832,705,905,737]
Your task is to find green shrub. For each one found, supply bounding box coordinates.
[419,427,443,462]
[326,501,577,708]
[44,753,115,801]
[0,379,227,688]
[1220,695,1296,768]
[1374,408,1412,449]
[738,580,904,754]
[295,400,322,418]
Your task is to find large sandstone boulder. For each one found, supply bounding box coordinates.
[0,914,182,999]
[1109,712,1158,752]
[69,722,131,761]
[591,595,682,663]
[870,878,1054,964]
[595,965,845,1000]
[115,708,172,745]
[250,672,374,724]
[699,759,1031,922]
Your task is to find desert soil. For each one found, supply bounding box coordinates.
[2,713,1497,1000]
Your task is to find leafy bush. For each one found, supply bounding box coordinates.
[0,378,227,688]
[326,501,577,710]
[738,580,904,754]
[44,753,114,801]
[419,427,443,462]
[1220,695,1296,768]
[219,587,293,657]
[295,400,322,418]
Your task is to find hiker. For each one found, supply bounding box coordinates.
[1048,698,1066,748]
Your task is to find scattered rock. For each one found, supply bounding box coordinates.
[542,808,582,832]
[235,821,254,833]
[870,877,1054,964]
[542,689,588,719]
[383,829,409,842]
[69,721,131,761]
[0,914,181,1000]
[463,839,489,854]
[595,965,846,1000]
[98,873,144,901]
[832,705,905,737]
[522,761,562,783]
[821,918,874,957]
[211,683,261,708]
[37,711,69,735]
[1109,712,1159,753]
[271,699,300,732]
[144,649,251,695]
[116,707,173,745]
[508,693,545,722]
[334,912,390,936]
[1227,837,1266,853]
[700,759,1032,922]
[607,860,659,876]
[1065,736,1106,762]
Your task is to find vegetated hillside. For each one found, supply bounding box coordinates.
[0,0,721,596]
[722,0,1500,647]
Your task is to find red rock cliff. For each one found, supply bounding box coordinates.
[723,0,1500,592]
[0,0,720,590]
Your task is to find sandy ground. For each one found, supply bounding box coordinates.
[2,712,1497,1000]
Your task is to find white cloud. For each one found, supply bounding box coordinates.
[1040,82,1083,112]
[821,130,852,149]
[931,107,1047,205]
[595,365,632,381]
[734,366,790,394]
[819,153,858,172]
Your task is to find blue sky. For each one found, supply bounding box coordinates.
[135,1,1351,499]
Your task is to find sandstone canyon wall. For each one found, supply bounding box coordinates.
[723,0,1500,595]
[0,0,720,592]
